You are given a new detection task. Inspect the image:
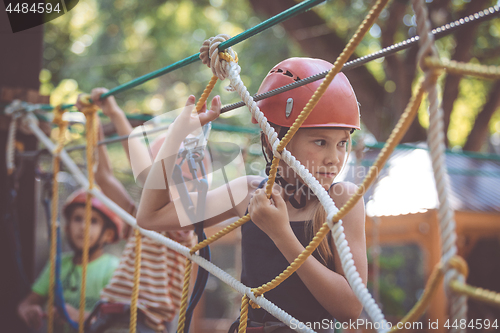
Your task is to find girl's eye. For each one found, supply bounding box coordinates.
[314,140,326,146]
[338,140,347,148]
[91,218,98,225]
[74,216,83,222]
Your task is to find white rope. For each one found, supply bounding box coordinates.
[412,0,466,331]
[6,113,18,175]
[25,117,317,333]
[4,100,25,176]
[224,58,388,331]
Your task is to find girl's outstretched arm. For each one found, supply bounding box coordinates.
[76,93,135,216]
[248,182,367,322]
[137,95,232,231]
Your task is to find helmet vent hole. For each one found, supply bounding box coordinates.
[276,69,283,73]
[295,76,301,82]
[284,70,293,78]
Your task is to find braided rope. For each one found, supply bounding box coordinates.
[412,0,466,331]
[238,295,250,333]
[450,281,500,307]
[424,57,500,80]
[6,113,18,176]
[195,75,219,112]
[78,96,99,333]
[176,259,193,333]
[252,78,426,304]
[190,215,250,254]
[47,106,68,333]
[130,229,142,333]
[278,0,390,152]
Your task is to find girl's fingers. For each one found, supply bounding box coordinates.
[185,95,195,108]
[271,190,285,209]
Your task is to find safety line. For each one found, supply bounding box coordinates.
[220,4,499,114]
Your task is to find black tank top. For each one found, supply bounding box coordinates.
[240,180,335,324]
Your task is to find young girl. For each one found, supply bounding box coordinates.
[17,189,122,332]
[136,57,367,330]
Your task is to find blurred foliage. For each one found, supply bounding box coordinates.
[308,0,500,150]
[368,244,424,318]
[40,0,500,151]
[41,0,300,125]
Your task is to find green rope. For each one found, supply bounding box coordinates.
[49,0,324,110]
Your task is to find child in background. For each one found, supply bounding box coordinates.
[17,189,122,332]
[137,57,367,332]
[78,89,195,333]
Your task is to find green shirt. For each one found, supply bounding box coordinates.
[32,252,119,313]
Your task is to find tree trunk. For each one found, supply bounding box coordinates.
[441,0,491,145]
[463,81,500,152]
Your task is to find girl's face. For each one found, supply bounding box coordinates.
[67,207,113,250]
[284,127,349,191]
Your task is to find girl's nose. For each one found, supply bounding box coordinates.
[324,149,340,166]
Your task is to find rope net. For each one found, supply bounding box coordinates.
[6,1,500,332]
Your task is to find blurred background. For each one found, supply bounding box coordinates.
[1,0,500,332]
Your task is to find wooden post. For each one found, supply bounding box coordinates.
[0,7,46,332]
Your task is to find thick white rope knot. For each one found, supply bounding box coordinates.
[200,34,240,91]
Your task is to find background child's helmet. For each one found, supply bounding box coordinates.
[253,57,360,130]
[63,189,124,243]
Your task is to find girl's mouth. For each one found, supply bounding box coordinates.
[317,172,336,179]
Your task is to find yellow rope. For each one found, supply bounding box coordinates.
[47,105,67,333]
[195,75,219,113]
[78,95,99,333]
[389,262,445,332]
[190,214,251,254]
[219,50,238,64]
[176,259,193,333]
[448,255,469,279]
[237,0,391,317]
[129,229,142,333]
[424,57,500,80]
[450,281,500,308]
[238,295,250,333]
[277,0,390,153]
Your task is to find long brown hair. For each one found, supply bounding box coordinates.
[260,127,352,269]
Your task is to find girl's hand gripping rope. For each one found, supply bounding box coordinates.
[248,188,292,243]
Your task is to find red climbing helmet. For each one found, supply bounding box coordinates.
[63,189,123,243]
[149,134,211,180]
[252,57,360,130]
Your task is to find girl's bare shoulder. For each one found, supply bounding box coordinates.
[330,181,363,207]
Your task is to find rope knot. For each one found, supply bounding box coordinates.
[52,104,67,127]
[199,34,240,90]
[447,255,469,279]
[79,94,99,116]
[249,288,261,309]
